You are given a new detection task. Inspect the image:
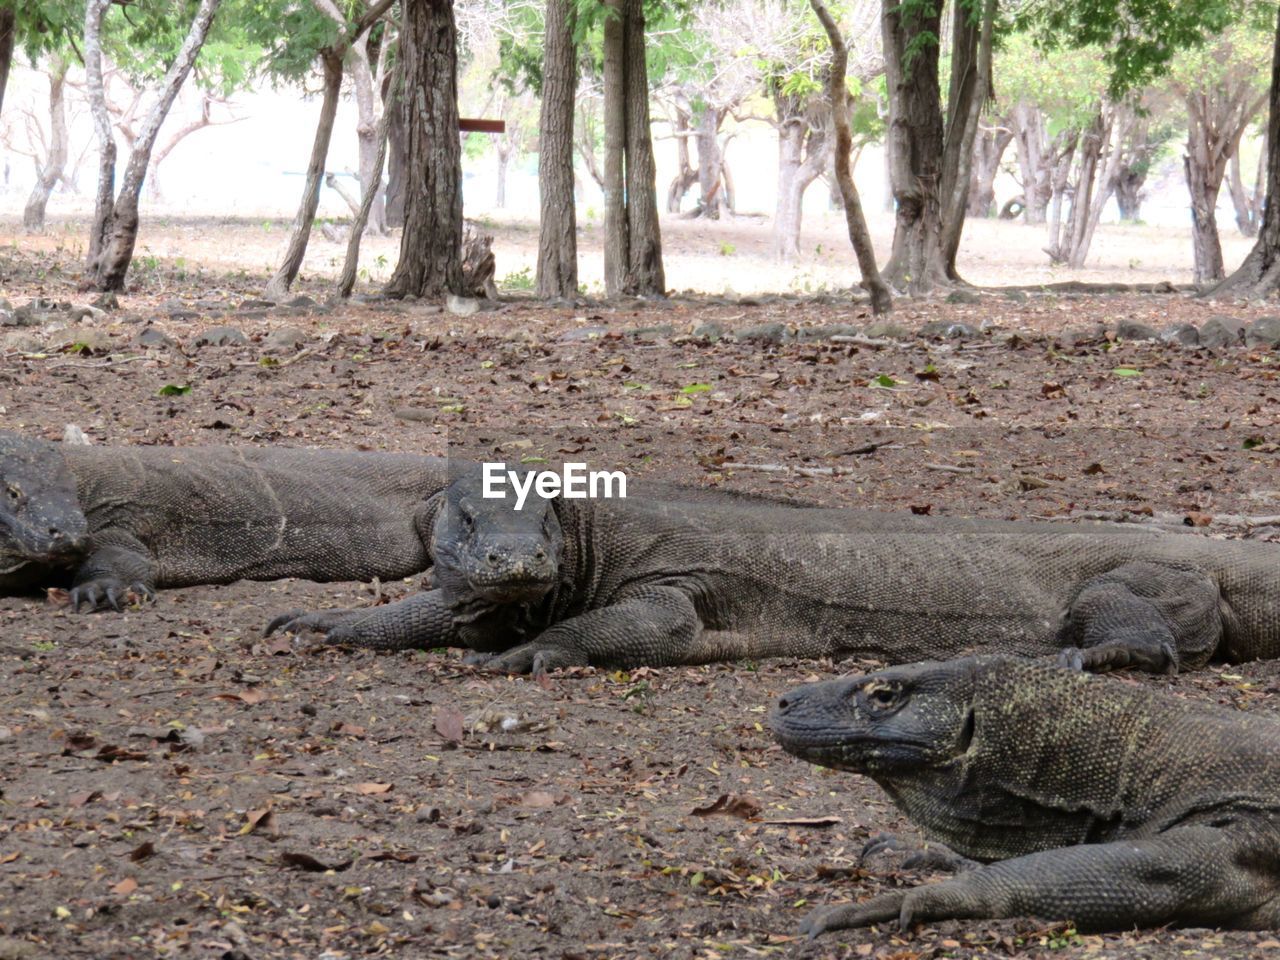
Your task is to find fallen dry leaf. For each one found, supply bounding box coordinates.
[690,793,762,820]
[352,782,393,795]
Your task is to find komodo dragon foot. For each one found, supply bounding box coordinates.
[69,578,156,612]
[860,833,977,874]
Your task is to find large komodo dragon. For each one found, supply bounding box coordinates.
[0,430,451,610]
[769,656,1280,934]
[268,472,1280,674]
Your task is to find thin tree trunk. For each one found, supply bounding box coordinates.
[621,0,663,295]
[1071,107,1131,269]
[967,125,1012,218]
[667,106,696,213]
[0,7,14,118]
[1011,101,1049,224]
[339,63,399,298]
[350,48,389,236]
[1226,147,1259,237]
[601,0,628,296]
[84,0,116,271]
[496,141,510,208]
[772,116,829,261]
[90,0,223,291]
[24,57,70,233]
[1206,6,1280,297]
[265,51,343,300]
[536,0,579,299]
[386,0,463,298]
[809,0,891,314]
[384,75,406,228]
[938,0,995,280]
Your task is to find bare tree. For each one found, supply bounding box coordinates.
[1227,130,1266,237]
[22,56,70,232]
[84,0,224,291]
[536,0,579,298]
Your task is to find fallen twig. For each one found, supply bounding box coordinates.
[829,334,893,348]
[727,463,865,479]
[923,463,975,475]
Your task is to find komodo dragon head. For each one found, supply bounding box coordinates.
[769,658,980,778]
[0,431,89,589]
[430,471,564,608]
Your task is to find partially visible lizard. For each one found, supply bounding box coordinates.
[770,656,1280,935]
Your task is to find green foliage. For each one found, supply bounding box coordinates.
[994,33,1109,130]
[1017,0,1243,95]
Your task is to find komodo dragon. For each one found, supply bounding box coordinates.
[0,431,450,610]
[769,656,1280,934]
[267,472,1280,674]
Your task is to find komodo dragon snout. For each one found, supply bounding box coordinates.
[770,660,978,775]
[431,481,563,605]
[0,433,88,578]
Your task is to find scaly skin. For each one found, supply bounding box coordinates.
[769,656,1280,934]
[0,431,453,610]
[269,474,1280,674]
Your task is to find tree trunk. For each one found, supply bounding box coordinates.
[810,0,890,315]
[772,111,829,261]
[386,0,463,299]
[967,124,1012,218]
[84,0,116,271]
[1186,152,1226,283]
[384,73,406,228]
[89,0,222,291]
[265,51,343,300]
[667,106,697,213]
[695,105,722,218]
[0,7,14,118]
[1114,170,1144,221]
[350,47,389,236]
[1226,144,1261,237]
[937,0,994,280]
[1010,101,1051,224]
[601,0,628,295]
[621,0,663,295]
[881,0,945,293]
[1207,6,1280,297]
[536,0,578,299]
[23,58,70,233]
[339,63,399,298]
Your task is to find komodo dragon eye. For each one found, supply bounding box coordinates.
[857,680,905,713]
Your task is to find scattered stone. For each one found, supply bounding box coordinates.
[349,293,388,306]
[920,320,979,339]
[691,321,726,341]
[192,326,248,348]
[47,325,112,354]
[263,327,307,352]
[1058,325,1107,348]
[137,327,178,350]
[1245,316,1280,348]
[2,331,43,353]
[160,298,199,321]
[795,323,862,342]
[945,289,981,305]
[10,299,57,326]
[863,319,913,340]
[1160,323,1200,347]
[283,295,316,309]
[91,291,119,311]
[558,326,609,342]
[627,323,675,339]
[239,298,276,311]
[1200,315,1246,349]
[446,294,481,317]
[738,322,787,344]
[1003,289,1028,303]
[63,424,92,446]
[1114,319,1158,341]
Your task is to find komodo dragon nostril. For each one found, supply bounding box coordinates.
[776,696,791,712]
[487,551,501,566]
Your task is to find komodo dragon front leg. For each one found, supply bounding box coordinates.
[70,529,158,611]
[801,825,1276,937]
[479,584,702,675]
[1057,561,1224,673]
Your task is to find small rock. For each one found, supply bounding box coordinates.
[863,320,913,340]
[238,298,276,311]
[795,323,862,342]
[1160,323,1200,347]
[192,325,248,348]
[945,289,981,305]
[283,295,316,309]
[263,327,308,352]
[1200,315,1246,349]
[137,327,178,350]
[47,325,112,354]
[557,326,608,342]
[92,291,120,311]
[692,321,726,341]
[738,322,787,344]
[11,299,56,326]
[62,424,92,446]
[919,320,979,339]
[1114,319,1158,341]
[1058,325,1107,348]
[1003,290,1028,303]
[627,323,675,339]
[160,298,198,321]
[2,331,43,353]
[446,294,481,317]
[1245,315,1280,348]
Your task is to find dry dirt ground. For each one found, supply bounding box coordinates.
[2,231,1280,960]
